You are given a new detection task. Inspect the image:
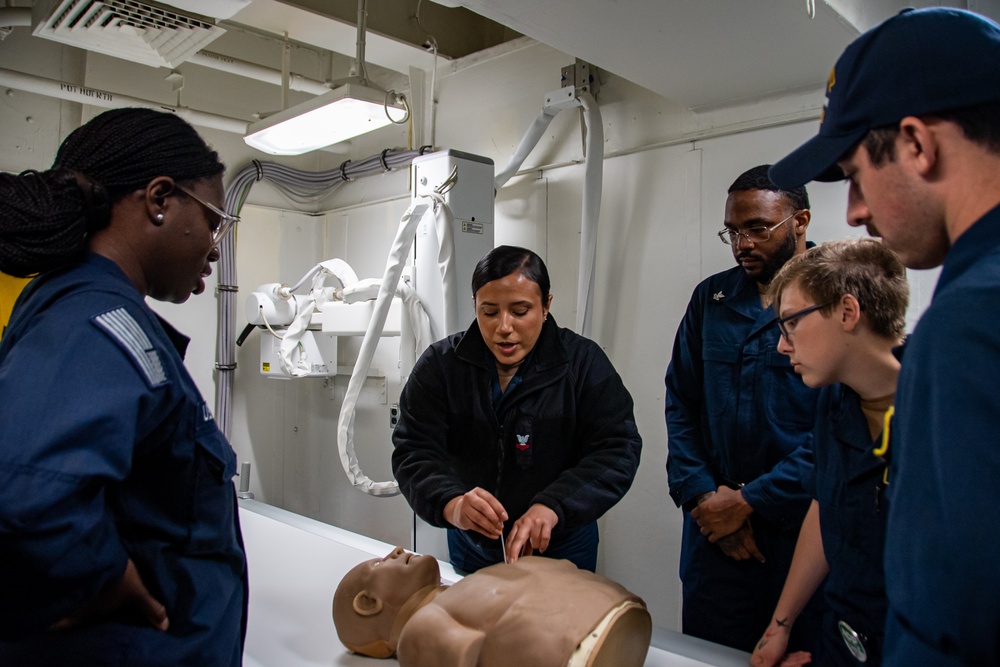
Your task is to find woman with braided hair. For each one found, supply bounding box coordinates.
[0,108,246,666]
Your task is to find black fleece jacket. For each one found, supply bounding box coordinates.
[391,316,642,539]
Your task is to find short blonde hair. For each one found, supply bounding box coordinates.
[769,238,908,341]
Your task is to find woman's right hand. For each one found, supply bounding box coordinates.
[444,487,508,539]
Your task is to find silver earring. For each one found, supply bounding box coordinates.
[155,213,164,221]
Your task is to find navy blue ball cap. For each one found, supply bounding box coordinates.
[770,7,1000,188]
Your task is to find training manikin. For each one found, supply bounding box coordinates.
[333,547,652,667]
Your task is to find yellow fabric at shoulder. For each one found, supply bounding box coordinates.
[0,273,32,341]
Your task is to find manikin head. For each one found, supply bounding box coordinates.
[723,165,811,285]
[333,547,441,657]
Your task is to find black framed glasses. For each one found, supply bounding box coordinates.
[776,301,836,340]
[174,183,240,249]
[718,211,798,246]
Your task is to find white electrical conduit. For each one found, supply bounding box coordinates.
[0,67,248,135]
[0,8,31,28]
[338,194,447,496]
[493,92,604,337]
[576,92,603,338]
[188,51,331,96]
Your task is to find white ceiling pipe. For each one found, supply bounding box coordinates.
[0,67,249,135]
[0,7,31,28]
[188,51,331,96]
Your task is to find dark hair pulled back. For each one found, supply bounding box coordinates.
[0,108,224,277]
[471,245,550,302]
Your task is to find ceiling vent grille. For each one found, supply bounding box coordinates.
[32,0,226,68]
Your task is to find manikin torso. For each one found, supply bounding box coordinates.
[395,556,651,667]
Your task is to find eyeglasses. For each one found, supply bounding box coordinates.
[776,301,836,340]
[717,211,798,246]
[174,183,239,248]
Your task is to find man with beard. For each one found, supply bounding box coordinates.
[665,164,823,653]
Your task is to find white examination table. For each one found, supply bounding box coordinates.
[239,500,750,667]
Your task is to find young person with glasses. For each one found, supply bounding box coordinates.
[752,238,907,667]
[0,108,246,666]
[665,164,824,652]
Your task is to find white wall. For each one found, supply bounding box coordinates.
[0,30,939,635]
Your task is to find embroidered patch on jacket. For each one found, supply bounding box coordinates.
[516,434,530,451]
[93,307,168,387]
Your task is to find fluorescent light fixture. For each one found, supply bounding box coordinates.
[244,82,406,156]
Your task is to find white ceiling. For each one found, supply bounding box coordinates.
[426,0,1000,109]
[24,0,997,114]
[219,0,1000,111]
[448,0,859,109]
[232,0,858,109]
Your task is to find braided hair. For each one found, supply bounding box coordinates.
[0,108,224,277]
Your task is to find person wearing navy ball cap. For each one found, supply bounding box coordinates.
[770,8,1000,666]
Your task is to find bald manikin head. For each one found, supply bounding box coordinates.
[333,547,441,658]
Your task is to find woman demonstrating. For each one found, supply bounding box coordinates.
[391,245,642,573]
[0,109,246,666]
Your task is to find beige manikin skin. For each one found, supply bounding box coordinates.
[334,549,652,667]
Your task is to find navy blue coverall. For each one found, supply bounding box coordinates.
[807,383,889,665]
[884,204,1000,666]
[0,254,247,666]
[665,264,821,653]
